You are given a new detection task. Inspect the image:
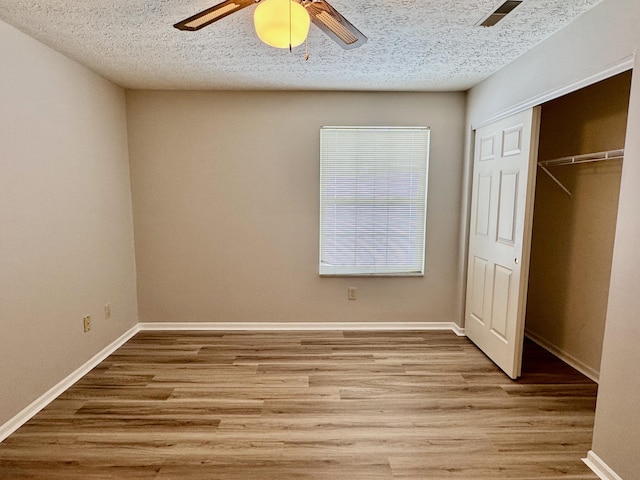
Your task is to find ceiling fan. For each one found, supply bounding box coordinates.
[174,0,367,50]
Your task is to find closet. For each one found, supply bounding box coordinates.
[525,71,632,381]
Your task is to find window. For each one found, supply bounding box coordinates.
[319,126,430,276]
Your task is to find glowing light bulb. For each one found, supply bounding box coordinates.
[254,0,310,49]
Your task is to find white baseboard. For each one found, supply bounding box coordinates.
[1,321,464,444]
[525,330,599,383]
[0,325,140,443]
[583,451,624,480]
[448,323,466,336]
[138,321,466,335]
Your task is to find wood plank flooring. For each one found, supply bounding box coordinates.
[0,331,599,479]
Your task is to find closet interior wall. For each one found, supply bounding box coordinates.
[525,71,632,380]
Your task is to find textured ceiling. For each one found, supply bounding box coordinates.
[0,0,605,91]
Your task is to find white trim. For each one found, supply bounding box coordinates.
[583,451,624,480]
[525,330,599,383]
[0,325,140,443]
[138,321,466,335]
[450,323,466,336]
[472,55,635,130]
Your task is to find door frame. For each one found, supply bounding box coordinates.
[461,58,635,376]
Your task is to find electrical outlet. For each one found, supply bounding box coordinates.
[83,316,91,333]
[348,287,357,300]
[104,303,111,320]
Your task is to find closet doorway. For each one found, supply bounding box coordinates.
[524,70,633,382]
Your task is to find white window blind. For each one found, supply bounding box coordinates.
[319,126,430,276]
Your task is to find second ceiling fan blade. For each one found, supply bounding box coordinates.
[302,0,367,49]
[174,0,256,31]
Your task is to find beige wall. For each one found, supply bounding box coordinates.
[536,72,632,162]
[526,73,630,378]
[126,90,466,325]
[0,21,138,427]
[467,0,640,476]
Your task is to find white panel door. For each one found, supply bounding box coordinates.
[465,108,540,379]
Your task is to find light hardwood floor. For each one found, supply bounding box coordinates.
[0,331,598,479]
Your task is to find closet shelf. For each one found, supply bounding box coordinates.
[538,148,624,167]
[537,148,625,198]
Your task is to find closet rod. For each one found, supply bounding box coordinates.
[538,148,624,167]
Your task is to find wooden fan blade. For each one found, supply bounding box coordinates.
[302,0,367,49]
[174,0,256,31]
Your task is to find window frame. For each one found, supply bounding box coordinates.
[318,126,430,277]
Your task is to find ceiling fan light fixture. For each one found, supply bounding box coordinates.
[254,0,310,48]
